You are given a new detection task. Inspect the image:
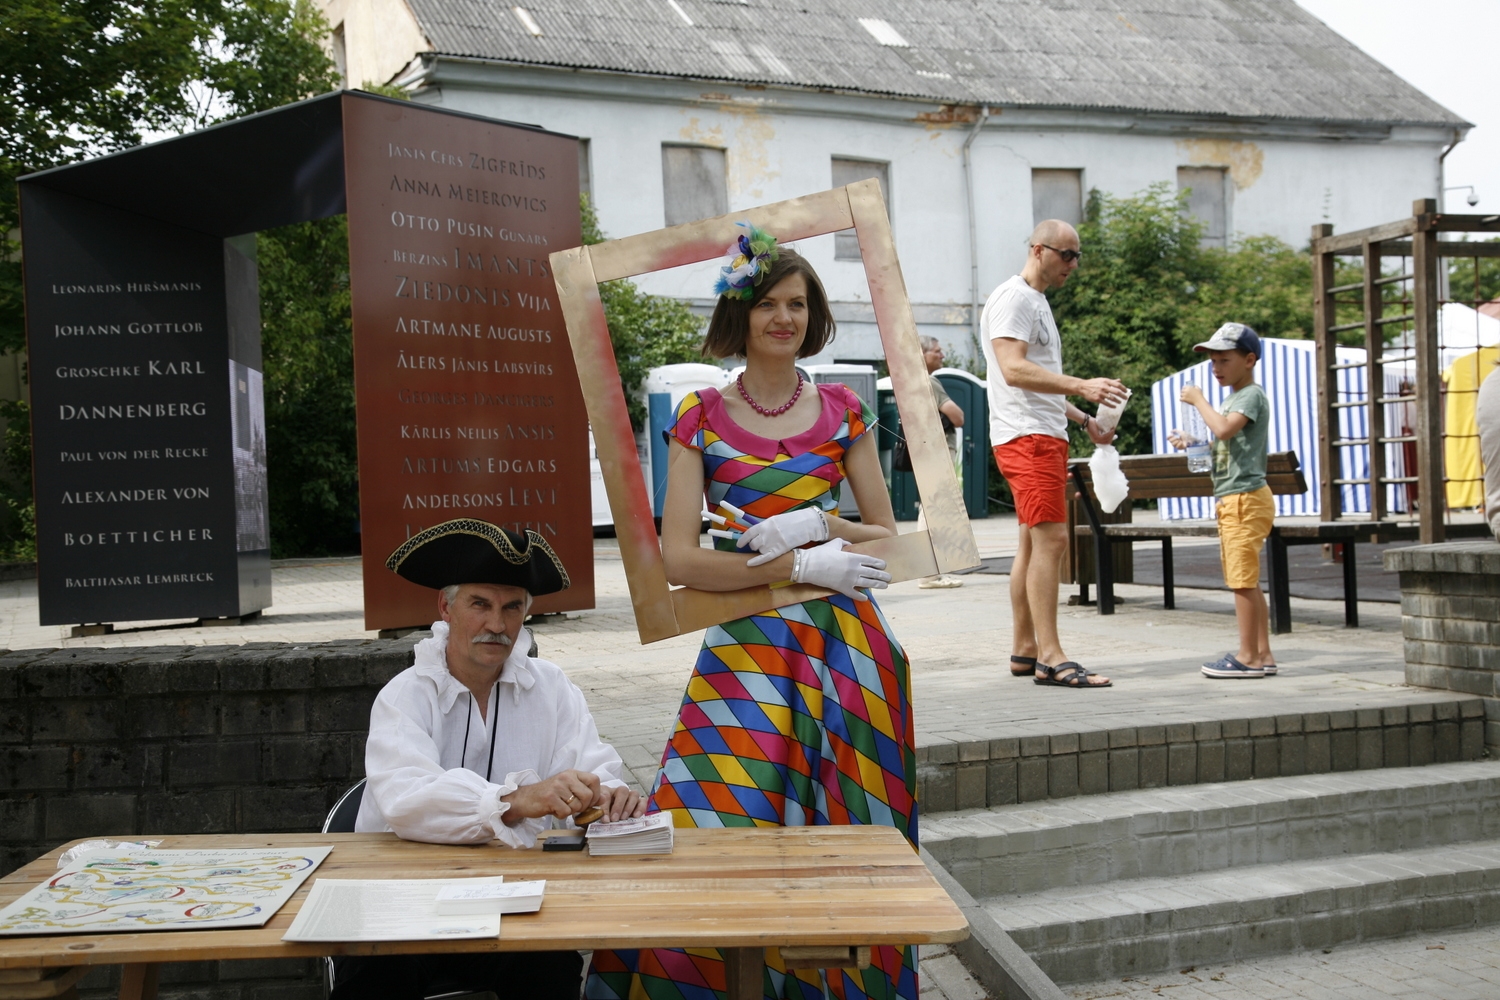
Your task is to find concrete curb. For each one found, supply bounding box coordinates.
[915,696,1487,812]
[920,846,1066,1000]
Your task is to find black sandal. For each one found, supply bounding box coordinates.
[1009,655,1037,677]
[1034,661,1112,688]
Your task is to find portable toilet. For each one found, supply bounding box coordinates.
[589,427,652,529]
[937,368,990,517]
[642,363,734,517]
[801,363,878,520]
[879,368,990,520]
[588,429,610,528]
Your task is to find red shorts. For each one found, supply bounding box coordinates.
[994,435,1070,525]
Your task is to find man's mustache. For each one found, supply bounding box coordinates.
[471,631,513,646]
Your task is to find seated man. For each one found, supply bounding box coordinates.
[334,518,644,1000]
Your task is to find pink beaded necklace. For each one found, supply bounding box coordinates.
[736,372,804,417]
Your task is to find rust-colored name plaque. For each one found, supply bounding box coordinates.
[343,97,591,629]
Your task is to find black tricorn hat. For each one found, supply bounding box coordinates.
[385,519,570,595]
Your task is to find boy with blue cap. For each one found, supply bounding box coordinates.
[1170,323,1277,679]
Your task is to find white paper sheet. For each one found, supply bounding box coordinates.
[283,878,505,942]
[434,880,544,915]
[0,847,332,936]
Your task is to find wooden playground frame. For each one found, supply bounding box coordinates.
[1311,197,1500,544]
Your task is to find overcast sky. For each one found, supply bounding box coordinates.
[1296,0,1499,215]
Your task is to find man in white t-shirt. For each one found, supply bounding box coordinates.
[981,219,1127,689]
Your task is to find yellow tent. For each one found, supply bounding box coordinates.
[1444,346,1500,509]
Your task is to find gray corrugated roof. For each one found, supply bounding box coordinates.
[406,0,1468,128]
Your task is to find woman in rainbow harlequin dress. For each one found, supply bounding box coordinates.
[586,230,919,1000]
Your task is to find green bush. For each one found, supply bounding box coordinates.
[0,399,34,560]
[580,195,706,429]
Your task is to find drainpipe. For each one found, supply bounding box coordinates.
[1437,127,1463,210]
[963,105,992,359]
[1436,128,1463,298]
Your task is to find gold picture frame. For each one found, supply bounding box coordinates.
[550,180,980,643]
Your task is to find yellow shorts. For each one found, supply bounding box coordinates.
[1216,486,1274,590]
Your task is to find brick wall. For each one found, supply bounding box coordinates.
[1386,541,1500,745]
[1,638,417,1000]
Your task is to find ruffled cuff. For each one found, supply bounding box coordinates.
[484,769,547,849]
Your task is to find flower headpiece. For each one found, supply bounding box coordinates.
[713,222,780,300]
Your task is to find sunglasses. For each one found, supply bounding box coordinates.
[1038,244,1082,263]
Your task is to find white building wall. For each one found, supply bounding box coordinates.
[970,125,1445,281]
[320,0,428,89]
[419,68,1448,364]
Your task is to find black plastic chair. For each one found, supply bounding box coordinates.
[322,778,366,834]
[319,779,499,1000]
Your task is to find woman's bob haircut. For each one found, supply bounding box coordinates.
[700,248,836,360]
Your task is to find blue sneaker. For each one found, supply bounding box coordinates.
[1202,654,1265,679]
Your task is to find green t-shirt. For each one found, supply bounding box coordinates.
[1211,383,1270,497]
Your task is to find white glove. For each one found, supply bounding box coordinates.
[739,507,829,566]
[790,538,891,602]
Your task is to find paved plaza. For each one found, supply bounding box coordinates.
[0,516,1423,794]
[1068,926,1500,1000]
[6,515,1493,1000]
[0,516,1424,794]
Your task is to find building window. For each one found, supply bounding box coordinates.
[332,23,348,88]
[1177,166,1228,248]
[662,144,727,227]
[578,139,592,198]
[831,157,890,260]
[1031,169,1082,227]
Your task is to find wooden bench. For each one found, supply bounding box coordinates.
[1069,452,1496,633]
[1069,452,1323,633]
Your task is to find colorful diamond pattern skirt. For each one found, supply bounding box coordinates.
[585,593,919,1000]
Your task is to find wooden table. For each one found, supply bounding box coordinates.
[0,827,967,1000]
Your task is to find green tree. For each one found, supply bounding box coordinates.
[1050,184,1214,456]
[1447,239,1500,307]
[0,0,339,558]
[1181,235,1314,343]
[206,0,349,556]
[257,216,359,556]
[0,0,336,347]
[195,0,339,123]
[580,194,706,428]
[1050,184,1314,457]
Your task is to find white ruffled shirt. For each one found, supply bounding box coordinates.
[355,621,627,848]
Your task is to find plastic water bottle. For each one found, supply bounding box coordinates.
[1187,441,1212,474]
[1180,401,1212,473]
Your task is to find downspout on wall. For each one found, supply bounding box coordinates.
[963,105,992,359]
[1436,128,1463,298]
[1437,127,1463,209]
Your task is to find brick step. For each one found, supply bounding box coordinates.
[985,838,1500,984]
[924,760,1500,899]
[914,696,1487,814]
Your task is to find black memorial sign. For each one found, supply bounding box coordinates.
[19,91,587,628]
[23,182,267,624]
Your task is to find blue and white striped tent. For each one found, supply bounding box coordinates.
[1150,339,1411,520]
